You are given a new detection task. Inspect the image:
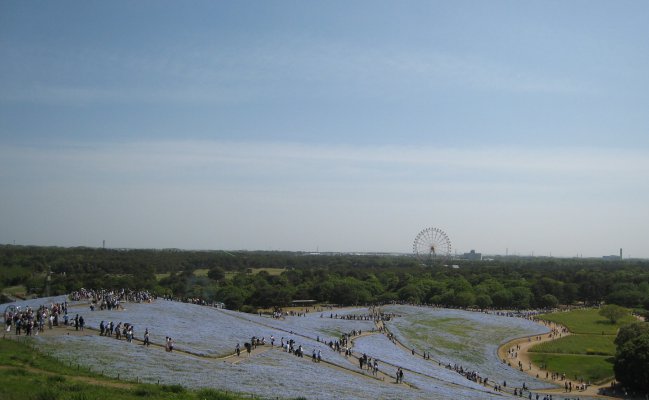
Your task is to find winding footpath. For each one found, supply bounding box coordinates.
[497,321,618,399]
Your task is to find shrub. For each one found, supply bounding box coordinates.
[239,305,257,314]
[5,367,27,376]
[33,388,59,400]
[161,384,185,393]
[196,388,234,400]
[47,375,66,383]
[134,387,156,397]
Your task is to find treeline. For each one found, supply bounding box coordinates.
[1,245,649,313]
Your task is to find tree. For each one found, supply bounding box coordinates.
[207,267,226,281]
[475,294,493,309]
[606,289,645,308]
[561,283,579,305]
[614,332,649,392]
[539,294,559,309]
[330,278,368,305]
[440,290,456,306]
[510,287,533,309]
[398,284,423,304]
[491,289,513,308]
[454,291,475,308]
[599,304,629,324]
[614,322,649,347]
[217,285,247,310]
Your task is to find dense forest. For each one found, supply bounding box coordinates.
[2,245,649,314]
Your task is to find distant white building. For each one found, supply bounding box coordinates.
[462,250,482,261]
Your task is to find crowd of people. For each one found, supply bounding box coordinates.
[4,301,72,336]
[70,288,153,311]
[322,309,398,323]
[98,320,138,343]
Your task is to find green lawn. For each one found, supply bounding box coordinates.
[537,308,635,335]
[530,308,636,384]
[528,334,616,356]
[528,353,614,383]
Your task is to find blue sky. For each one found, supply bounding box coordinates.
[1,1,648,257]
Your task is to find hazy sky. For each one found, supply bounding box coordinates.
[1,1,648,257]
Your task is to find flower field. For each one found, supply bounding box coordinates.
[383,305,553,389]
[2,297,579,399]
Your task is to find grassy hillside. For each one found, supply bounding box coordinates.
[0,337,254,400]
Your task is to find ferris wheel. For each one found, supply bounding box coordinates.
[413,227,452,266]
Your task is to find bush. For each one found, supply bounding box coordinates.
[33,388,59,400]
[239,305,257,314]
[5,367,27,376]
[134,387,157,397]
[161,384,185,393]
[47,375,66,383]
[196,388,235,400]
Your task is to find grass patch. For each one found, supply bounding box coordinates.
[537,308,635,335]
[154,267,289,281]
[397,317,485,363]
[192,268,210,277]
[3,285,27,296]
[529,308,631,384]
[155,273,170,281]
[529,334,616,356]
[528,353,614,383]
[224,267,286,281]
[317,328,343,338]
[250,267,285,275]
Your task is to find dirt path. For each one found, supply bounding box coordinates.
[497,321,618,399]
[497,321,571,383]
